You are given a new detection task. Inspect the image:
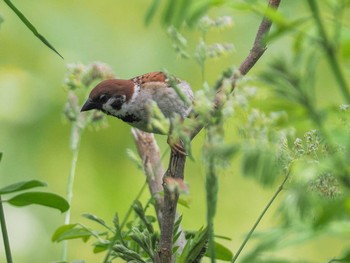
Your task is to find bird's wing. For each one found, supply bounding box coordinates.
[131,71,184,86]
[131,71,168,86]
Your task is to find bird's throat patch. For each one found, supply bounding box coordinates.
[118,113,141,123]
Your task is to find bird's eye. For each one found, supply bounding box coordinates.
[99,94,108,103]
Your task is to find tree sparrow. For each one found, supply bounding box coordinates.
[81,71,193,154]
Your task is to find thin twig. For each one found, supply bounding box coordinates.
[231,172,290,263]
[0,196,13,263]
[239,0,281,76]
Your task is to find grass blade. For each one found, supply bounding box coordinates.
[3,0,63,59]
[0,196,13,263]
[144,0,161,25]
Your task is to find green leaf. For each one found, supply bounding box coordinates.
[82,213,114,232]
[144,0,161,25]
[129,228,155,260]
[214,234,232,241]
[52,224,92,242]
[133,200,154,233]
[113,244,147,263]
[178,227,208,263]
[173,0,192,28]
[52,224,77,241]
[126,149,143,170]
[0,152,2,162]
[205,241,233,261]
[162,0,177,25]
[0,180,47,195]
[7,191,69,212]
[178,196,190,208]
[3,0,63,59]
[93,243,108,253]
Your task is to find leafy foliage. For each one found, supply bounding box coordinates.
[0,156,69,263]
[53,196,232,262]
[145,0,227,28]
[223,1,350,262]
[0,179,68,212]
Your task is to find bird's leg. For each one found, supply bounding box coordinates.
[167,117,188,156]
[167,135,187,156]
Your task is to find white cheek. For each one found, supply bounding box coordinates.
[102,97,128,116]
[102,98,119,115]
[102,104,112,114]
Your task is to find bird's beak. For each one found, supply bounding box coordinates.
[81,99,99,112]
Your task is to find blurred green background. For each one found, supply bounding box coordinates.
[0,1,347,262]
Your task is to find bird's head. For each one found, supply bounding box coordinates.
[81,79,135,115]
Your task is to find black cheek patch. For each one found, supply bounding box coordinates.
[111,96,125,111]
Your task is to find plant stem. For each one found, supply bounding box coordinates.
[156,152,186,263]
[0,196,13,263]
[62,124,81,261]
[306,0,350,103]
[206,131,218,263]
[231,172,290,263]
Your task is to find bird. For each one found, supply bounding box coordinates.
[81,71,194,154]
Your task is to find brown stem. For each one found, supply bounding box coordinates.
[239,0,281,76]
[131,129,186,262]
[131,128,164,222]
[156,151,186,263]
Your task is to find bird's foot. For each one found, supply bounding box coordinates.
[167,135,187,156]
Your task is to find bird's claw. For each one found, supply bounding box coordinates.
[167,136,187,156]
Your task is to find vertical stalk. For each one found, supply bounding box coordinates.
[0,196,13,263]
[306,0,350,103]
[62,124,81,261]
[205,130,218,263]
[231,172,290,263]
[206,156,217,262]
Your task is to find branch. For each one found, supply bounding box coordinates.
[239,0,281,75]
[131,129,186,260]
[157,0,282,262]
[131,128,164,223]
